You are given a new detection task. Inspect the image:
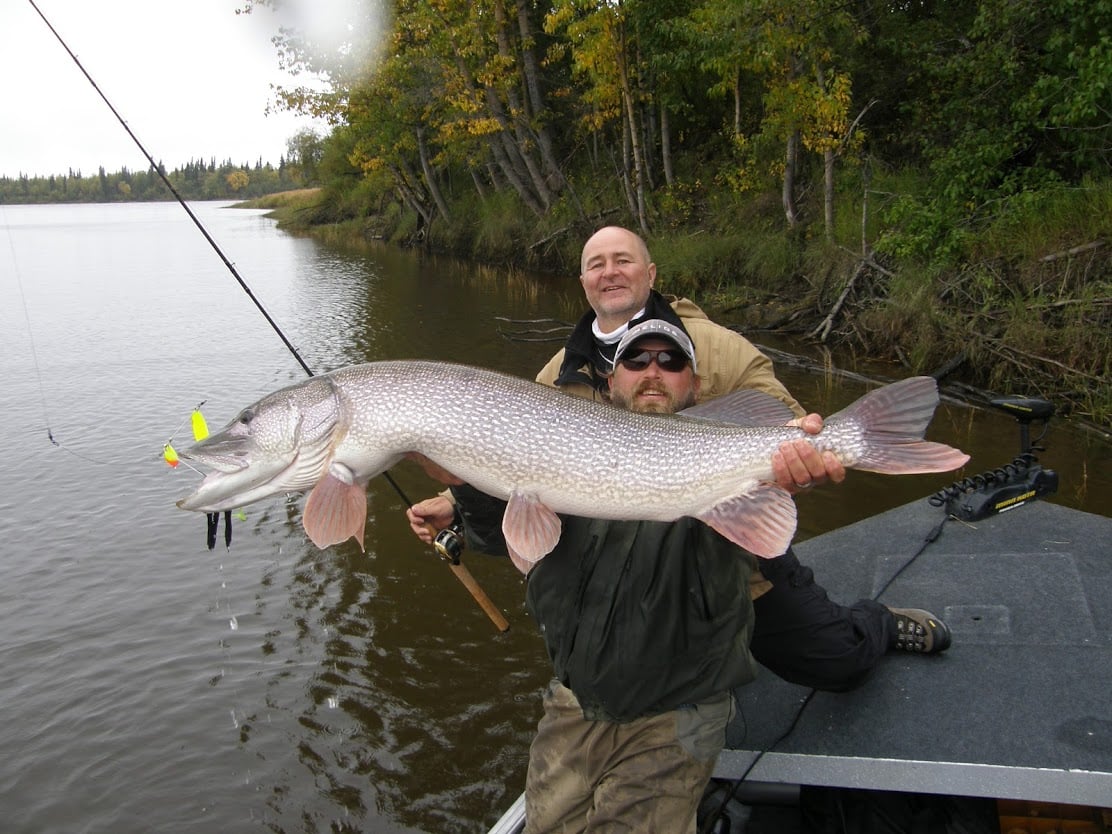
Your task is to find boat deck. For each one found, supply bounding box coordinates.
[488,497,1111,833]
[718,497,1112,807]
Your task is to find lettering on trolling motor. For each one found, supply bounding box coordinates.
[995,489,1037,513]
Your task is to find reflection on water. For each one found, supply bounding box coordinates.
[0,202,1107,834]
[196,235,583,833]
[246,508,548,834]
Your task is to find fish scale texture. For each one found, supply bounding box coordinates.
[182,362,964,530]
[331,362,810,520]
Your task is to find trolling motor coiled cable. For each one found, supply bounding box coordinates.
[929,451,1040,506]
[930,396,1058,522]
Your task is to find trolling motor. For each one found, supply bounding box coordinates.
[930,396,1059,521]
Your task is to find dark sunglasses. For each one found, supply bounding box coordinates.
[617,348,690,373]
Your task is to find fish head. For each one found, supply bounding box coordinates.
[176,376,343,512]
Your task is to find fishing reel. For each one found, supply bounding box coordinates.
[433,522,466,564]
[930,396,1059,522]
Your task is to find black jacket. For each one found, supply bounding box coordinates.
[451,484,758,722]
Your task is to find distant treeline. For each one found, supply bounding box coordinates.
[0,157,311,205]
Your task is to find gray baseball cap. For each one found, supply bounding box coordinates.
[612,319,697,372]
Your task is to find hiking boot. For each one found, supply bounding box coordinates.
[887,607,952,654]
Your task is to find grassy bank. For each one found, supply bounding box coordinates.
[234,188,322,211]
[240,182,1111,430]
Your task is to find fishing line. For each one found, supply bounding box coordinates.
[698,508,953,834]
[27,0,415,508]
[4,241,217,473]
[2,205,119,465]
[6,204,222,471]
[3,212,51,437]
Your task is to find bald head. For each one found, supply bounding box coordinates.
[579,227,657,333]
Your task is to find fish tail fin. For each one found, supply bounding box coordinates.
[856,439,970,474]
[831,376,970,474]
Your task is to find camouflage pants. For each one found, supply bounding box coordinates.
[523,681,733,834]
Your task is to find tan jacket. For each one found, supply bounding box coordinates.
[536,297,804,417]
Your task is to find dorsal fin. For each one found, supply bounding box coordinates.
[681,389,797,427]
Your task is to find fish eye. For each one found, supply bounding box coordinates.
[238,408,254,425]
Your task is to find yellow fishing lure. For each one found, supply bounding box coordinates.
[164,406,208,467]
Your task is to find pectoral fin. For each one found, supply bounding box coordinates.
[302,463,368,549]
[502,491,562,573]
[696,484,797,559]
[507,546,537,575]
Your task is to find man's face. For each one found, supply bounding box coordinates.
[579,227,656,332]
[608,337,700,414]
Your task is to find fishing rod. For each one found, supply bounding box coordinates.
[29,0,509,632]
[26,0,312,379]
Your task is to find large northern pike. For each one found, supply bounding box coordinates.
[177,361,968,569]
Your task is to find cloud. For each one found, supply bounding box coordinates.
[2,0,330,178]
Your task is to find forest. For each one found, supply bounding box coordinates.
[0,156,312,204]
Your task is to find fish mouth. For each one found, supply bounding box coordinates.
[176,454,299,512]
[175,430,301,512]
[175,395,339,513]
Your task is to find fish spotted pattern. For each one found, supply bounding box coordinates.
[177,361,969,571]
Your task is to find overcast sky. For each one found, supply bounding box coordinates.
[0,0,348,178]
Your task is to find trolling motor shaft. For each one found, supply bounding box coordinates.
[989,397,1055,455]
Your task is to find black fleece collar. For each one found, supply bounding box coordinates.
[554,291,691,393]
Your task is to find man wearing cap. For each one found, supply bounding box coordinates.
[412,321,766,832]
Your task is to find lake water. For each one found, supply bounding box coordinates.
[1,201,1108,834]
